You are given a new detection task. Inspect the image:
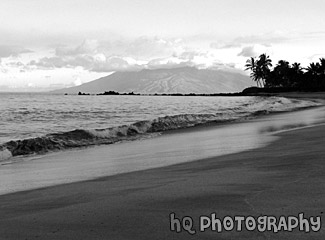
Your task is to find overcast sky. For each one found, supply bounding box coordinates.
[1,0,325,90]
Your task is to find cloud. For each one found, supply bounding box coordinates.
[55,39,99,56]
[73,77,83,86]
[233,31,288,45]
[147,57,193,69]
[91,56,142,72]
[28,37,181,72]
[208,32,288,51]
[124,36,183,58]
[0,59,32,73]
[208,31,294,53]
[7,61,25,68]
[210,42,241,49]
[54,37,183,59]
[177,50,209,61]
[146,50,237,71]
[232,31,325,46]
[308,53,325,62]
[237,44,272,57]
[0,45,32,58]
[29,54,142,72]
[29,57,68,69]
[26,37,246,73]
[28,37,187,71]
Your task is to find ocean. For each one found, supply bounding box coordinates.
[0,92,320,161]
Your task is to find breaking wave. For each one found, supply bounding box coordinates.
[0,114,231,160]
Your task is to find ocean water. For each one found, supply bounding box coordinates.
[0,92,320,161]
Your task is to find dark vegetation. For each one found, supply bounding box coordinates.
[245,54,325,91]
[97,91,138,95]
[76,91,246,97]
[78,91,139,96]
[77,92,90,95]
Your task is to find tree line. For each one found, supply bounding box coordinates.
[245,54,325,91]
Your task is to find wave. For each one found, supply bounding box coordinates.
[0,114,233,161]
[0,97,322,161]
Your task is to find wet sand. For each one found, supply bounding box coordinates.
[0,95,325,239]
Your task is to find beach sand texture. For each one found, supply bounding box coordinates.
[0,94,325,239]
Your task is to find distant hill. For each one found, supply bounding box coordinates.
[52,67,252,94]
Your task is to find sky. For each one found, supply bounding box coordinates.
[1,0,325,91]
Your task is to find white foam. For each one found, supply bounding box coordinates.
[0,148,12,162]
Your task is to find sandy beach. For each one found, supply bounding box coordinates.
[0,94,325,239]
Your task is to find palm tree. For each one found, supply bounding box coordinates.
[245,57,260,87]
[256,54,272,87]
[305,62,322,90]
[289,62,304,88]
[277,60,290,69]
[245,54,272,87]
[291,62,303,74]
[306,62,320,76]
[268,60,290,87]
[319,58,325,90]
[245,57,256,72]
[319,58,325,75]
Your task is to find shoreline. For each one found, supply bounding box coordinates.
[0,109,325,239]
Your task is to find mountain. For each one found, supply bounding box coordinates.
[53,67,252,94]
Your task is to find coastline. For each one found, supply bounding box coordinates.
[0,93,324,239]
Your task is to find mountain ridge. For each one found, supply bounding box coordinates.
[53,67,252,94]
